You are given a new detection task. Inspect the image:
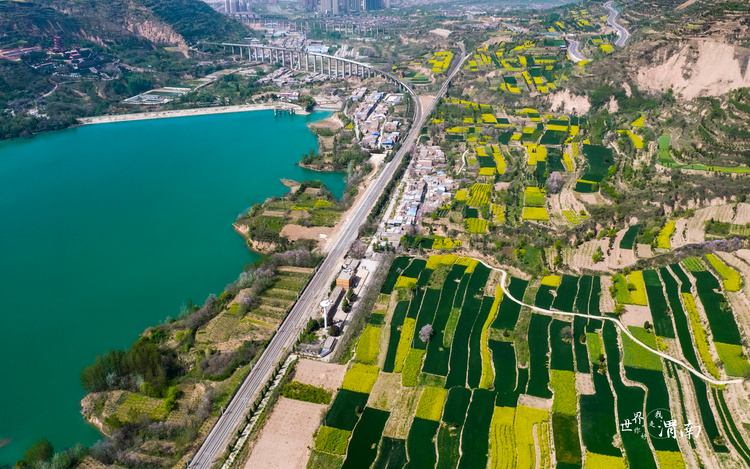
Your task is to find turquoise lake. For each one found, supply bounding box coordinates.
[0,110,343,463]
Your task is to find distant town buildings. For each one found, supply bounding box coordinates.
[380,145,453,247]
[316,0,388,14]
[353,90,403,149]
[350,87,367,101]
[223,0,251,13]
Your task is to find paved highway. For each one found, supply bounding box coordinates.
[566,38,588,63]
[188,43,469,469]
[605,1,630,47]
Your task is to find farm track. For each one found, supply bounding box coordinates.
[483,262,743,386]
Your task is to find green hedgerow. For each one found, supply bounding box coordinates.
[282,381,332,405]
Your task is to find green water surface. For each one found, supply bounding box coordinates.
[0,110,343,463]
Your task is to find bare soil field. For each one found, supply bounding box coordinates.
[599,276,616,313]
[480,35,513,48]
[419,94,436,112]
[636,243,653,258]
[611,228,637,267]
[293,359,347,390]
[546,89,591,114]
[382,386,421,439]
[559,188,585,217]
[262,210,286,218]
[686,204,735,243]
[569,238,611,272]
[547,193,569,228]
[733,249,750,265]
[280,225,333,243]
[309,114,343,132]
[517,393,553,411]
[244,397,326,469]
[576,191,610,205]
[368,372,402,411]
[430,28,452,38]
[621,305,652,328]
[671,217,690,249]
[576,372,595,395]
[733,203,750,225]
[278,266,315,274]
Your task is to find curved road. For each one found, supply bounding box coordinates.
[605,1,630,47]
[188,44,469,469]
[566,38,588,63]
[485,262,743,386]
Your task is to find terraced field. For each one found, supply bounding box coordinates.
[306,256,750,469]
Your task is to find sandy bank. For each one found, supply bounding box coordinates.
[77,103,309,126]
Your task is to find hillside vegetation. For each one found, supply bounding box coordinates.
[1,0,245,49]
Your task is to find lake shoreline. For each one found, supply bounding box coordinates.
[0,109,345,463]
[76,102,309,126]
